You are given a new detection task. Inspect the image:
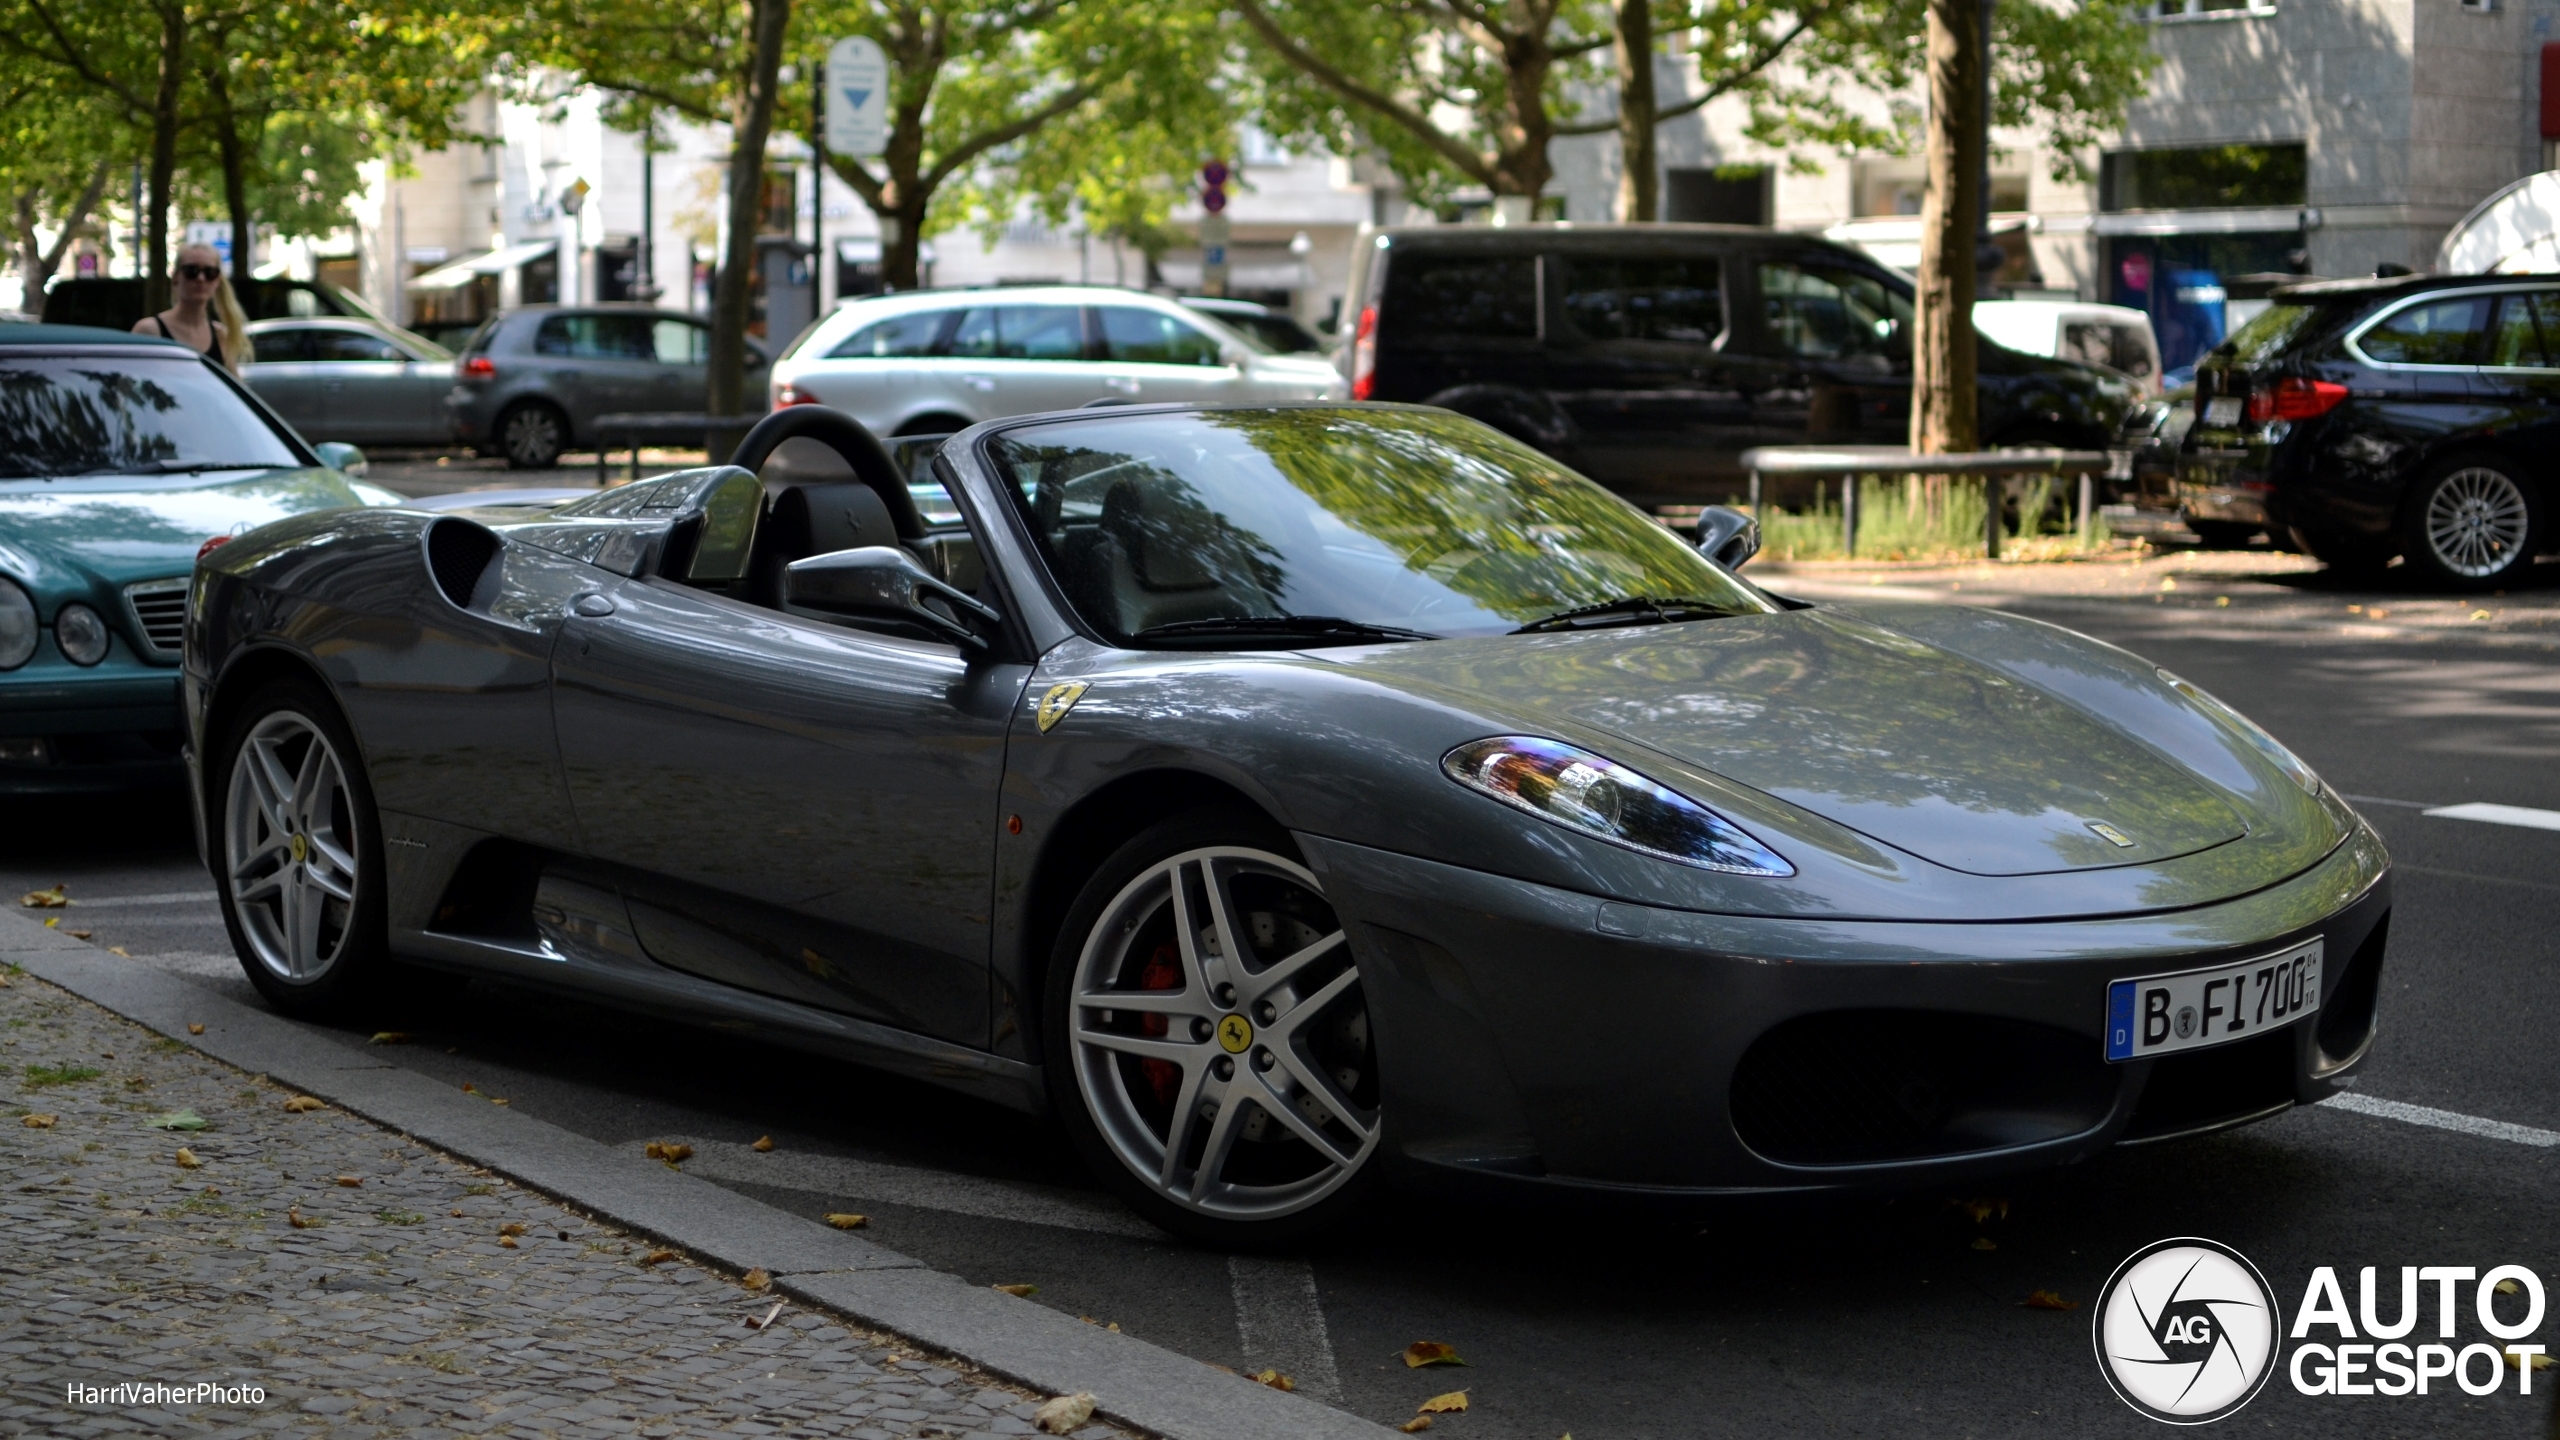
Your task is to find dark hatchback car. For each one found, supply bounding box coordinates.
[447,307,770,468]
[2182,273,2560,588]
[1340,225,2140,509]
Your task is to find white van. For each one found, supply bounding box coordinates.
[1974,301,2162,395]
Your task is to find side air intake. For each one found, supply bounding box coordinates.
[424,518,503,611]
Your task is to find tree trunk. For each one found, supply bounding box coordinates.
[143,0,186,315]
[1910,0,1982,454]
[707,0,793,447]
[205,63,255,301]
[881,202,928,291]
[1615,0,1657,223]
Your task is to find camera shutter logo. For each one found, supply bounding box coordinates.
[2094,1238,2281,1424]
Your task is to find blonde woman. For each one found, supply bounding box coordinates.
[132,242,252,374]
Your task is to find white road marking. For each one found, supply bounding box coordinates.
[666,1136,1166,1240]
[2338,793,2434,810]
[1229,1255,1344,1403]
[58,891,221,907]
[2319,1093,2560,1148]
[2421,802,2560,833]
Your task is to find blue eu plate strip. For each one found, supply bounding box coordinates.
[2105,980,2136,1061]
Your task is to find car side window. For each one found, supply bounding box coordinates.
[536,314,656,359]
[997,305,1088,361]
[2358,296,2490,366]
[1560,255,1724,344]
[2485,291,2560,369]
[1380,255,1539,340]
[1096,306,1222,365]
[2062,321,2156,381]
[830,309,948,359]
[946,308,999,358]
[311,331,402,363]
[652,319,709,365]
[257,327,318,363]
[1756,261,1910,366]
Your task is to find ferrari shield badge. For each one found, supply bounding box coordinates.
[1036,681,1090,733]
[2087,820,2136,848]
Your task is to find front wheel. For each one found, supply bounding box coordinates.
[213,681,391,1017]
[2397,456,2541,590]
[1045,812,1381,1246]
[499,402,567,469]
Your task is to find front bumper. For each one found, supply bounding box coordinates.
[1305,821,2390,1200]
[0,665,185,793]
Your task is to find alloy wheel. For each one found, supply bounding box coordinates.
[503,406,563,467]
[225,711,362,982]
[2422,467,2530,578]
[1067,845,1379,1223]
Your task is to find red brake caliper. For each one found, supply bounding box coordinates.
[1137,943,1183,1106]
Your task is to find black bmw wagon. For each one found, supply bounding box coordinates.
[2182,272,2559,589]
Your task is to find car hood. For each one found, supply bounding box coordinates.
[0,467,384,592]
[1331,605,2251,877]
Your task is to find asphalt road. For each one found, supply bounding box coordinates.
[8,559,2557,1438]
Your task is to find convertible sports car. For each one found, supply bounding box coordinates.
[184,401,2391,1244]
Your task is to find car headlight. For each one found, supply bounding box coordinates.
[1442,736,1794,877]
[2157,669,2320,795]
[0,581,34,670]
[55,602,108,666]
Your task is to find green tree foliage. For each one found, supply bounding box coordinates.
[0,61,127,302]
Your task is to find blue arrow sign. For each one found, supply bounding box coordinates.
[825,36,888,157]
[841,87,871,111]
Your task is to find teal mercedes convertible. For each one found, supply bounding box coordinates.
[1,325,400,792]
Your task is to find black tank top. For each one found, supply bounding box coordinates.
[151,313,225,366]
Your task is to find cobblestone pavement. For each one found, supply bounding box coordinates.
[0,965,1138,1440]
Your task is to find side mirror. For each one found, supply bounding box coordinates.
[783,545,1002,649]
[313,442,368,478]
[1695,505,1759,570]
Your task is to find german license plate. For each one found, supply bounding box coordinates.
[2104,940,2322,1062]
[2204,396,2243,426]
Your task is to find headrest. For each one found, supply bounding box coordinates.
[730,405,926,541]
[777,482,897,557]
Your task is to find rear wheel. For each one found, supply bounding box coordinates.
[2397,456,2540,590]
[213,681,391,1017]
[498,401,567,469]
[1045,811,1380,1247]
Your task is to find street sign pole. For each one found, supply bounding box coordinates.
[1200,160,1230,297]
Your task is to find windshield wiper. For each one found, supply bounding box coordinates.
[1511,596,1739,634]
[1128,615,1438,646]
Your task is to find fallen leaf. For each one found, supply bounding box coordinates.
[1417,1390,1469,1415]
[499,1236,518,1249]
[1971,1237,1998,1251]
[22,1114,56,1129]
[369,1032,408,1045]
[282,1096,325,1113]
[1033,1393,1096,1434]
[1957,1198,2009,1224]
[2508,1350,2554,1372]
[460,1083,476,1093]
[2160,577,2177,592]
[186,1023,204,1035]
[173,1148,201,1169]
[287,1207,313,1229]
[643,1142,694,1166]
[640,1249,677,1266]
[1397,1420,1433,1434]
[449,1209,464,1218]
[65,930,91,941]
[335,1176,363,1188]
[499,1222,528,1237]
[2369,607,2390,620]
[147,1110,207,1131]
[824,1213,868,1230]
[1403,1341,1468,1368]
[1252,1368,1295,1391]
[993,1283,1039,1297]
[2471,609,2493,622]
[752,1135,775,1152]
[43,916,57,927]
[744,1300,785,1330]
[2497,1279,2522,1296]
[742,1268,772,1292]
[2023,1290,2080,1311]
[107,947,129,958]
[20,885,66,907]
[489,1098,508,1106]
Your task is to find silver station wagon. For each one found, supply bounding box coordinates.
[768,285,1343,437]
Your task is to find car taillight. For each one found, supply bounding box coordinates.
[460,355,496,380]
[1349,305,1377,401]
[775,382,819,407]
[196,534,232,561]
[2245,377,2347,422]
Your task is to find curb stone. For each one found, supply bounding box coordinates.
[3,909,1395,1440]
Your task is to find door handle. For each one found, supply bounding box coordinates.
[1104,376,1140,394]
[962,374,996,393]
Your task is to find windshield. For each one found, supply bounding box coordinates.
[986,406,1777,646]
[0,353,301,479]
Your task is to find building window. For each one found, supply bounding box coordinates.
[2460,0,2496,12]
[2147,0,2276,19]
[2101,143,2306,211]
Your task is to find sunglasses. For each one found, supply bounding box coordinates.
[177,264,222,282]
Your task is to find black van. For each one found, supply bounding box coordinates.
[2183,272,2559,589]
[1340,225,2140,509]
[40,276,382,332]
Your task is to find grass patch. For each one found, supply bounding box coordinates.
[1751,476,2114,563]
[375,1210,425,1226]
[23,1063,102,1088]
[462,1183,496,1196]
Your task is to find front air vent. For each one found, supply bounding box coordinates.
[424,518,503,611]
[122,578,189,662]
